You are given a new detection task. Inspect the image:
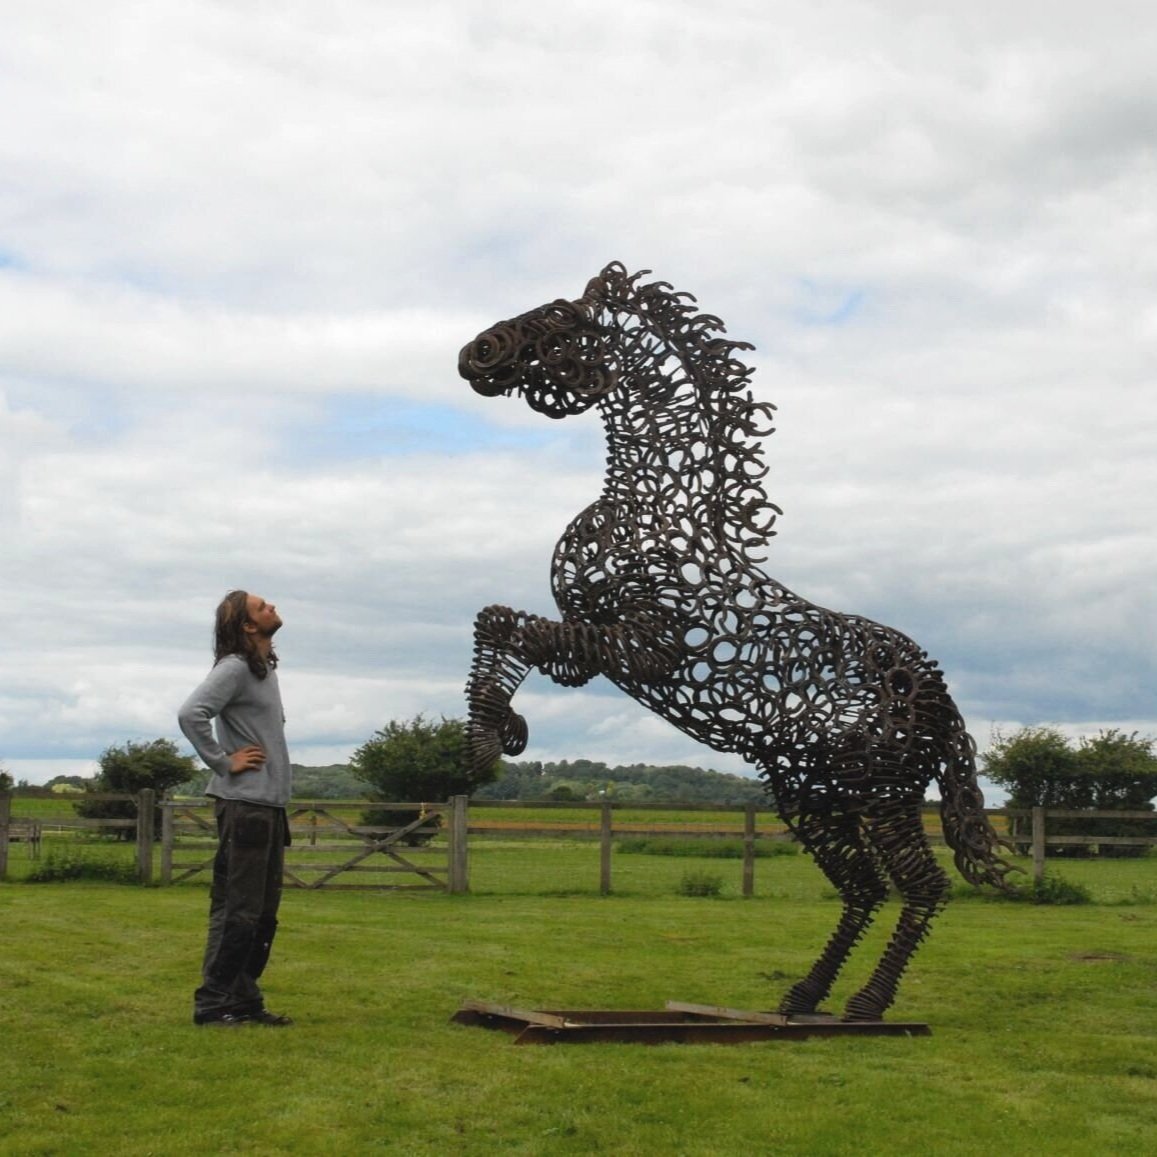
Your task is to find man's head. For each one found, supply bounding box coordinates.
[213,590,281,677]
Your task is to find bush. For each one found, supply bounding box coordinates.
[983,872,1091,906]
[1027,873,1093,905]
[74,738,199,841]
[617,837,799,859]
[358,806,444,847]
[25,849,138,884]
[676,869,725,897]
[352,715,502,846]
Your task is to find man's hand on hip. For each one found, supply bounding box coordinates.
[229,745,266,774]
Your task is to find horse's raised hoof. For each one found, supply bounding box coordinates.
[466,726,504,775]
[498,710,529,756]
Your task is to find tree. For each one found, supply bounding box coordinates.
[1073,730,1157,856]
[350,715,503,843]
[75,739,199,840]
[1074,730,1157,805]
[982,727,1082,808]
[983,727,1157,857]
[0,765,12,794]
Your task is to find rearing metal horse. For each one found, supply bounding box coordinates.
[460,262,1014,1021]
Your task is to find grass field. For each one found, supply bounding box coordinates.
[3,841,1157,1155]
[8,796,89,821]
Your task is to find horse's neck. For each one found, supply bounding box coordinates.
[597,320,702,477]
[602,391,699,456]
[593,368,780,576]
[596,363,711,499]
[592,304,773,535]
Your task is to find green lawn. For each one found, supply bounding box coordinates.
[3,846,1157,1154]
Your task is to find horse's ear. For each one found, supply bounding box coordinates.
[585,262,648,306]
[582,273,608,303]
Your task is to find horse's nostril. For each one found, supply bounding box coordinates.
[462,330,516,374]
[470,378,508,398]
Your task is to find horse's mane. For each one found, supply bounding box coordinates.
[582,262,782,558]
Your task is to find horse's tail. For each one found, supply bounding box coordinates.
[936,718,1020,893]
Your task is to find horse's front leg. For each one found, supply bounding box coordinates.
[465,603,680,775]
[466,605,537,774]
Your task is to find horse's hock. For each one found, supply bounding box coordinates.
[460,262,1015,1024]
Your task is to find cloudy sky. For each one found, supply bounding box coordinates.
[2,1,1154,800]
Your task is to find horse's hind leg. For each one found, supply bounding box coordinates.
[777,812,889,1017]
[842,802,951,1022]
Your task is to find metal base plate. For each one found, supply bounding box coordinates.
[451,999,930,1044]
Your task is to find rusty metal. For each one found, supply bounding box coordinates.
[460,262,1016,1022]
[451,1000,930,1044]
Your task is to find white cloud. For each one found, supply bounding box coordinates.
[1,1,1154,790]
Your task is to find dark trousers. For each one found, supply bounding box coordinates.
[194,798,288,1019]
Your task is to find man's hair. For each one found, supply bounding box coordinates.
[214,589,278,679]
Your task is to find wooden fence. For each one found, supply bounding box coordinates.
[472,802,1157,889]
[467,798,787,896]
[0,790,157,883]
[159,797,469,892]
[1005,807,1157,883]
[4,794,1156,889]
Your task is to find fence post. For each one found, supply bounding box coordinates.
[600,801,613,895]
[742,801,756,897]
[1031,806,1046,884]
[447,795,469,894]
[137,788,155,885]
[0,793,11,881]
[160,800,174,886]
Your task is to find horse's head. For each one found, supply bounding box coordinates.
[458,293,617,419]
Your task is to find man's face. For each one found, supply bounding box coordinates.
[245,594,282,638]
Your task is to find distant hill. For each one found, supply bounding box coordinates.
[165,759,767,805]
[290,764,366,799]
[163,764,365,799]
[474,759,766,805]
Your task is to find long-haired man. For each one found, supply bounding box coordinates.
[178,590,293,1026]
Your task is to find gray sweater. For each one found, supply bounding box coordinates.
[178,654,292,808]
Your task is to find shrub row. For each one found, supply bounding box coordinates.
[615,836,799,859]
[24,849,139,884]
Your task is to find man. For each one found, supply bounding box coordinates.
[178,590,294,1027]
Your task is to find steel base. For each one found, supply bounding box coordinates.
[452,999,930,1044]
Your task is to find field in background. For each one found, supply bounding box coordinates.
[10,795,1013,832]
[8,795,85,820]
[3,848,1157,1154]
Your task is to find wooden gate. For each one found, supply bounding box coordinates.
[159,797,468,892]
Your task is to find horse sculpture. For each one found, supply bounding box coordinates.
[459,262,1015,1021]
